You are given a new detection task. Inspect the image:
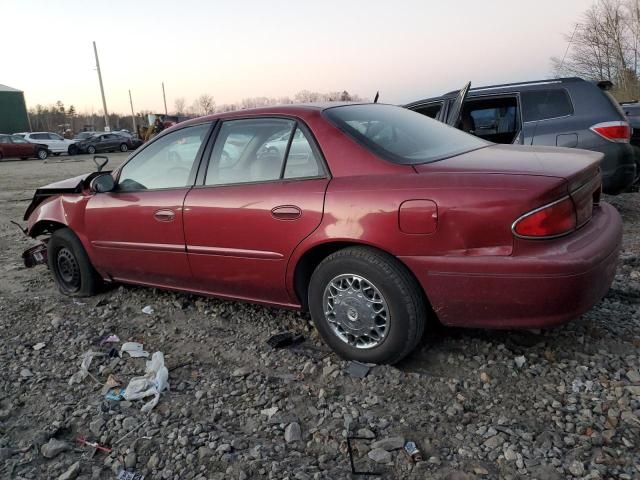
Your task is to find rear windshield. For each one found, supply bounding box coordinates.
[323,104,487,165]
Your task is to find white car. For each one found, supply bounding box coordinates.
[13,132,78,156]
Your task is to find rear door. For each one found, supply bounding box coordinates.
[446,81,471,126]
[520,88,575,146]
[47,133,67,153]
[183,117,329,305]
[10,136,35,157]
[84,123,213,287]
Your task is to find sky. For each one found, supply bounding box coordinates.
[2,0,593,115]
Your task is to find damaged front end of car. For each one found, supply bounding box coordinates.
[19,156,112,269]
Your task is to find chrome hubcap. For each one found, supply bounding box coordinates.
[323,274,389,349]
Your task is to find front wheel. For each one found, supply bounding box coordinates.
[87,145,96,154]
[68,145,77,155]
[308,246,426,364]
[37,149,48,160]
[47,228,100,296]
[119,143,129,152]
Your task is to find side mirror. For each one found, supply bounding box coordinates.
[90,173,115,193]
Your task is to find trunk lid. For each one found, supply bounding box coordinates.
[415,144,602,190]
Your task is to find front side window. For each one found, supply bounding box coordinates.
[0,136,9,144]
[11,136,29,144]
[117,123,210,191]
[521,89,573,122]
[414,102,443,119]
[325,104,487,165]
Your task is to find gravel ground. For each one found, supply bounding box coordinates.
[0,155,639,480]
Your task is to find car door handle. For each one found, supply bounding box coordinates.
[271,205,301,220]
[154,209,176,222]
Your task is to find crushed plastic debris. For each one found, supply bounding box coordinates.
[101,374,121,395]
[403,441,422,462]
[68,351,104,385]
[117,470,145,480]
[123,351,169,413]
[99,334,120,346]
[32,342,46,351]
[120,342,150,358]
[76,436,112,454]
[141,306,154,315]
[105,387,126,401]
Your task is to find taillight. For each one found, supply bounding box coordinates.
[590,121,631,143]
[512,197,577,239]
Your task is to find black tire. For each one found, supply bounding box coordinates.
[0,151,3,160]
[87,145,96,154]
[47,228,100,296]
[308,246,426,364]
[119,143,129,152]
[68,145,77,155]
[37,149,48,160]
[53,153,61,157]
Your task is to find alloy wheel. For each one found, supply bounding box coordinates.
[322,273,389,349]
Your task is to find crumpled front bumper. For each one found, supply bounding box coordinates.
[23,242,48,268]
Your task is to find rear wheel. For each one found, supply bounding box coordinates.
[37,149,48,160]
[308,246,426,364]
[68,145,77,155]
[47,228,100,296]
[119,143,129,152]
[87,145,96,154]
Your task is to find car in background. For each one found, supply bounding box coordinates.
[0,134,50,160]
[74,131,98,141]
[619,100,640,185]
[405,77,637,195]
[21,103,621,364]
[113,130,143,149]
[73,133,138,154]
[13,132,78,156]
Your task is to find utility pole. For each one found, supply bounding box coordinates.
[129,90,137,136]
[162,82,168,116]
[93,41,110,131]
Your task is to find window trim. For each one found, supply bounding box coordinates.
[112,121,216,193]
[456,93,524,141]
[196,114,330,189]
[409,100,446,121]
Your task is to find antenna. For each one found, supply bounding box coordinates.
[373,91,380,103]
[162,82,168,116]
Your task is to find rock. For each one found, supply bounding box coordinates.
[285,422,302,443]
[260,406,278,418]
[626,369,640,383]
[483,434,503,450]
[444,471,470,480]
[122,417,138,431]
[41,438,70,458]
[33,342,46,351]
[473,466,489,476]
[20,368,33,378]
[90,417,105,437]
[514,356,526,368]
[480,372,491,383]
[198,447,214,460]
[147,453,160,469]
[621,411,640,425]
[57,461,80,480]
[367,448,392,464]
[356,428,375,439]
[232,366,251,377]
[370,436,405,451]
[216,443,232,453]
[124,452,137,469]
[568,460,585,476]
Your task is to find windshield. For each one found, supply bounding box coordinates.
[324,104,488,164]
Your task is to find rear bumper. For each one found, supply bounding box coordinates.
[401,202,622,329]
[596,142,636,194]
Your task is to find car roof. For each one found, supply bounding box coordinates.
[178,102,368,126]
[406,77,606,106]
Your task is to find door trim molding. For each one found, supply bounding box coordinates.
[187,245,283,259]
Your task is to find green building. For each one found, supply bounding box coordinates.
[0,84,30,134]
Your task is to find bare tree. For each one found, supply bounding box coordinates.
[553,0,640,99]
[173,97,186,116]
[197,94,215,115]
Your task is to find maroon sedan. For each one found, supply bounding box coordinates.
[21,104,621,364]
[0,134,50,160]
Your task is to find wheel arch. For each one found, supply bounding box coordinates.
[291,240,432,314]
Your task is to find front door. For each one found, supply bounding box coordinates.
[183,117,329,305]
[84,123,213,287]
[446,81,471,127]
[10,136,36,158]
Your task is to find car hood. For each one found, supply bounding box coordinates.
[414,144,602,190]
[23,172,108,221]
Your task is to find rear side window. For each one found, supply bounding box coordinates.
[521,89,573,122]
[414,102,443,119]
[324,104,487,165]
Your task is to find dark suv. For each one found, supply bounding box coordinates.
[405,77,637,194]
